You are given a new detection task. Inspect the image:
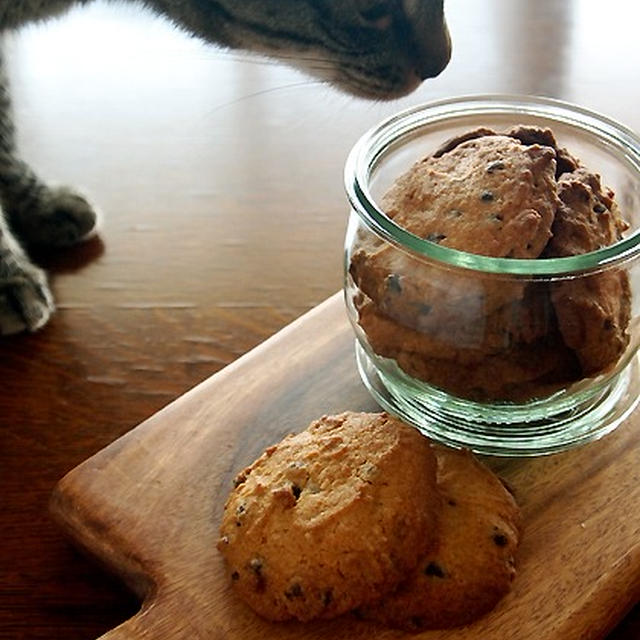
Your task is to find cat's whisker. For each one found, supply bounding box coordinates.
[204,80,329,117]
[201,49,342,69]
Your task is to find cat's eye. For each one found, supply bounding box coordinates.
[358,1,392,27]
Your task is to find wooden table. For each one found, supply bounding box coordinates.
[1,1,639,638]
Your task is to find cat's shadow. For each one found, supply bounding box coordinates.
[30,235,105,275]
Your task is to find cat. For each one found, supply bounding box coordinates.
[0,0,450,335]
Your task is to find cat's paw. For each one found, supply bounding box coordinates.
[0,260,54,335]
[17,185,99,248]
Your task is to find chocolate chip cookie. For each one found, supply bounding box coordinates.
[217,412,440,622]
[362,445,522,631]
[546,168,631,374]
[382,132,559,258]
[355,293,579,401]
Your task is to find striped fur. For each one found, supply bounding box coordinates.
[0,0,450,334]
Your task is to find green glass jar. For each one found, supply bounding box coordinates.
[344,95,640,456]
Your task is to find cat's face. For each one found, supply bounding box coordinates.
[182,0,451,99]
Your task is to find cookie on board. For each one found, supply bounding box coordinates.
[361,445,522,631]
[217,412,440,622]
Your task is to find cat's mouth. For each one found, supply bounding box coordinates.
[335,67,424,101]
[335,19,452,100]
[334,54,449,101]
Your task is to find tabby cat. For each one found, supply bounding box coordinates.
[0,0,450,335]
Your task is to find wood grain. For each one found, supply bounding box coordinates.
[2,1,640,638]
[49,293,640,640]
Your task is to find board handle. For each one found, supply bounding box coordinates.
[99,616,146,640]
[98,601,172,640]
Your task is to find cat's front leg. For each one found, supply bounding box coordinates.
[0,155,99,248]
[0,154,100,334]
[0,209,54,335]
[0,48,98,334]
[0,48,97,249]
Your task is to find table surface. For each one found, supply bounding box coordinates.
[1,1,639,638]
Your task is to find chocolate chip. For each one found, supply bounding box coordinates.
[386,273,402,293]
[491,213,503,222]
[481,190,495,202]
[593,203,607,214]
[493,532,509,547]
[250,558,263,573]
[284,583,303,599]
[291,484,302,500]
[322,589,334,606]
[604,318,614,330]
[352,607,365,620]
[233,470,249,487]
[424,561,446,578]
[410,616,424,629]
[487,160,505,173]
[249,557,266,592]
[426,232,447,244]
[447,498,457,506]
[236,504,245,515]
[231,571,240,581]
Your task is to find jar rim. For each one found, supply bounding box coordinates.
[344,94,640,276]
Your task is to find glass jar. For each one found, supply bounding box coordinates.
[343,95,640,456]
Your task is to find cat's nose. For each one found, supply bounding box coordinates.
[413,24,451,80]
[403,0,452,80]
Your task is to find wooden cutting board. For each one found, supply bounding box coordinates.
[50,292,640,640]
